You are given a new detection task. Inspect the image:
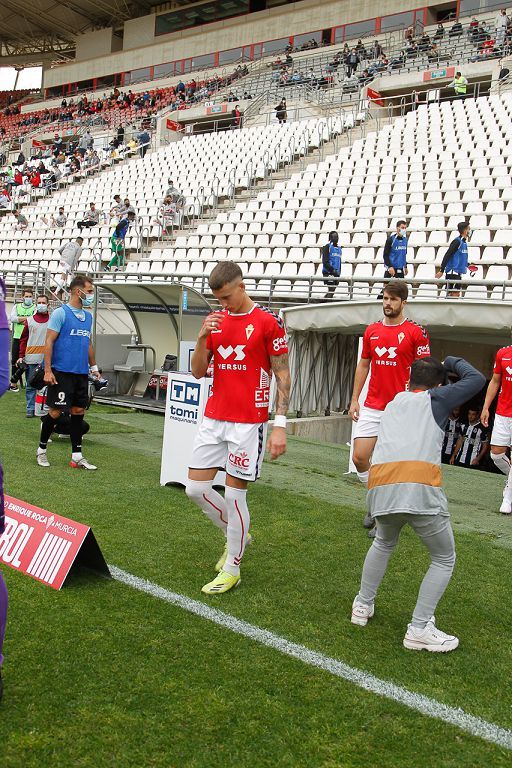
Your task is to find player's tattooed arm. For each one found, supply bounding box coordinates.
[270,353,291,416]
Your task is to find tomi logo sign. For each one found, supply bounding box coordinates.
[168,379,201,423]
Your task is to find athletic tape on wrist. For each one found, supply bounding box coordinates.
[274,415,287,428]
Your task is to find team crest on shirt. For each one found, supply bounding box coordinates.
[245,324,254,340]
[398,332,405,344]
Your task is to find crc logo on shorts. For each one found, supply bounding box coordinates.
[168,379,201,423]
[228,451,250,469]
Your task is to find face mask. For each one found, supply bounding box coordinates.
[80,291,95,308]
[23,297,33,307]
[36,303,48,313]
[399,228,406,236]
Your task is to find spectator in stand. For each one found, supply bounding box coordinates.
[322,230,342,299]
[371,40,384,58]
[15,151,25,166]
[153,196,177,232]
[450,407,489,469]
[41,206,67,228]
[17,294,50,418]
[109,195,124,220]
[406,40,418,59]
[55,237,83,298]
[449,20,463,37]
[496,8,508,38]
[231,104,242,129]
[345,49,360,78]
[0,189,10,209]
[436,221,471,298]
[120,198,136,218]
[165,181,185,208]
[405,25,414,41]
[9,286,35,390]
[53,134,63,155]
[434,23,445,40]
[77,202,100,231]
[105,211,136,271]
[78,130,93,157]
[275,99,287,124]
[13,210,28,230]
[418,32,432,52]
[138,129,151,158]
[428,43,441,64]
[29,170,41,189]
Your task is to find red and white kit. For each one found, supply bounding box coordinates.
[490,345,512,445]
[190,304,288,480]
[355,319,430,439]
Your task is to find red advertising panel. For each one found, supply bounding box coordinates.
[166,119,182,131]
[0,495,109,590]
[367,88,385,107]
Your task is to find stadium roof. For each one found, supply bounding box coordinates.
[0,0,164,58]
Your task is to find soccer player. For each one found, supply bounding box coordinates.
[349,281,430,511]
[450,407,489,470]
[37,275,101,470]
[185,261,290,594]
[351,357,485,652]
[441,406,463,464]
[482,346,512,513]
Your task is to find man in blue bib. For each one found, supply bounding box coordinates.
[321,230,342,299]
[436,221,470,298]
[37,275,101,470]
[383,220,408,280]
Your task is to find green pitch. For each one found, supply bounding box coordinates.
[0,398,511,768]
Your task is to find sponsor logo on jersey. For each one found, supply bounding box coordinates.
[416,344,431,356]
[272,336,287,353]
[375,346,397,359]
[245,324,254,340]
[168,379,201,423]
[218,344,246,361]
[255,368,271,409]
[506,366,512,376]
[228,451,250,469]
[69,328,91,338]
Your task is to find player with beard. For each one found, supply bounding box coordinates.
[349,281,431,534]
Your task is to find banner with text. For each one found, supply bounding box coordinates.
[0,496,110,590]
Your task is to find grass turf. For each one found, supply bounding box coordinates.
[0,396,511,767]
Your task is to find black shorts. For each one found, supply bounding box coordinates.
[384,268,405,279]
[446,272,462,291]
[46,370,89,409]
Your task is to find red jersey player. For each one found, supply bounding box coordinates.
[482,346,512,514]
[186,261,290,594]
[349,281,430,532]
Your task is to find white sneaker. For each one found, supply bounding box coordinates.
[69,457,97,470]
[36,451,50,468]
[403,620,459,652]
[351,598,375,626]
[499,499,512,515]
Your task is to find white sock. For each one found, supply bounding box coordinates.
[72,452,83,462]
[224,486,250,577]
[185,479,228,534]
[37,447,46,455]
[357,470,369,486]
[491,452,511,476]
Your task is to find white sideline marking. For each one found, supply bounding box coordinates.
[110,565,512,751]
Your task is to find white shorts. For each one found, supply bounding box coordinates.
[189,417,268,482]
[490,413,512,447]
[353,406,383,439]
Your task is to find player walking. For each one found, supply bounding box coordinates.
[186,261,290,595]
[349,282,430,520]
[482,345,512,513]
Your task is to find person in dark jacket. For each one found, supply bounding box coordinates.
[436,221,471,297]
[322,230,342,299]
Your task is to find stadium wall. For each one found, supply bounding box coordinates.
[44,0,448,90]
